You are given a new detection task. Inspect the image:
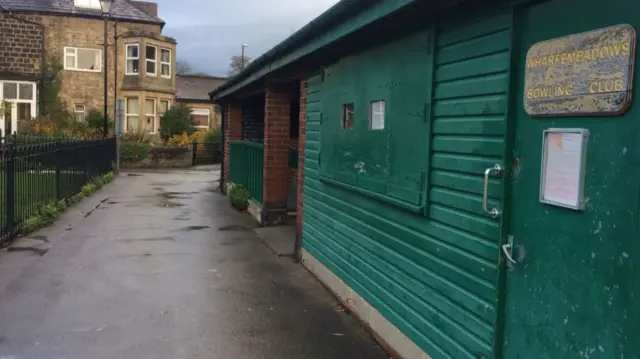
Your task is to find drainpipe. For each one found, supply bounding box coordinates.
[218,99,226,194]
[113,21,118,118]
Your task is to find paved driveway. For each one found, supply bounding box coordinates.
[0,168,387,359]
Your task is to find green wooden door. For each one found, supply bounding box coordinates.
[502,0,640,358]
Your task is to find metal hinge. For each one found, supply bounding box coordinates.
[319,113,323,125]
[317,153,322,167]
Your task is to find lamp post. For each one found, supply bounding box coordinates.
[241,44,248,70]
[99,0,113,138]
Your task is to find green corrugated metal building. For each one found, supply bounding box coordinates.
[212,0,640,358]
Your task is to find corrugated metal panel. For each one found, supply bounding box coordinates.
[302,11,510,359]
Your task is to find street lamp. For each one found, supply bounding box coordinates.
[99,0,114,138]
[241,44,248,70]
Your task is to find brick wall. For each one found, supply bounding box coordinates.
[0,13,44,80]
[296,79,307,243]
[262,85,291,224]
[35,14,173,119]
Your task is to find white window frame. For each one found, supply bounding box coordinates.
[125,44,140,75]
[191,108,211,129]
[64,47,102,73]
[125,97,139,133]
[73,0,100,9]
[145,98,157,134]
[369,100,385,130]
[75,104,86,122]
[160,48,172,78]
[146,45,158,76]
[0,80,36,135]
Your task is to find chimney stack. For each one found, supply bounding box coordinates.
[131,1,158,17]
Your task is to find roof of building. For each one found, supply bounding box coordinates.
[176,74,228,102]
[210,0,468,100]
[0,0,164,25]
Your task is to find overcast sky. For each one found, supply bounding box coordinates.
[155,0,340,77]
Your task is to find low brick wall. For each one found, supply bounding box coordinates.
[122,147,192,168]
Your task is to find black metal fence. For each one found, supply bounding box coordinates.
[192,141,222,166]
[1,132,117,244]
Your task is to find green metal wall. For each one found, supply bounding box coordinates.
[302,10,512,359]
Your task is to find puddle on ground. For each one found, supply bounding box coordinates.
[159,201,186,208]
[177,225,211,232]
[172,217,190,221]
[218,224,256,232]
[150,182,179,186]
[118,236,174,243]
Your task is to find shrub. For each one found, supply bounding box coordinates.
[206,126,221,143]
[159,104,194,143]
[86,109,114,137]
[81,183,96,197]
[228,184,251,211]
[121,126,151,144]
[120,141,151,164]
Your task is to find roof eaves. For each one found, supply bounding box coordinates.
[210,0,373,100]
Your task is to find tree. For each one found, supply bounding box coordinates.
[228,55,252,76]
[176,60,193,75]
[159,103,194,142]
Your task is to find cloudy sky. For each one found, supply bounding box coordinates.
[154,0,340,77]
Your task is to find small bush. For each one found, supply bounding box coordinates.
[160,104,194,143]
[81,183,96,197]
[86,109,114,137]
[120,141,151,164]
[228,184,251,211]
[206,126,221,143]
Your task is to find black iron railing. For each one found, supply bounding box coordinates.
[191,141,222,166]
[1,132,117,244]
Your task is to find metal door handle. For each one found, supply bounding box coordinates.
[483,164,502,219]
[502,244,517,264]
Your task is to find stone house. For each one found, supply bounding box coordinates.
[175,74,226,130]
[0,0,176,135]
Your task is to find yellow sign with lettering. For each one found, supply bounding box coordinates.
[524,25,636,117]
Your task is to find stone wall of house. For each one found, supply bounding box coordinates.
[35,14,175,120]
[0,13,44,81]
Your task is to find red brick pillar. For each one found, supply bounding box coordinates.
[223,102,242,190]
[294,79,307,259]
[262,85,291,225]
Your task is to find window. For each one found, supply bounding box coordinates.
[126,44,140,75]
[125,98,139,132]
[145,98,157,133]
[146,45,157,76]
[160,49,171,78]
[74,0,100,9]
[0,81,36,135]
[159,99,170,117]
[341,103,354,129]
[369,100,385,130]
[64,47,101,72]
[191,108,210,129]
[75,104,86,122]
[17,103,31,121]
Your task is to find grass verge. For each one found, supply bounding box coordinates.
[21,171,117,235]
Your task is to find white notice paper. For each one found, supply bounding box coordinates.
[541,131,587,210]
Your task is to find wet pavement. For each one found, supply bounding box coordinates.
[0,168,387,359]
